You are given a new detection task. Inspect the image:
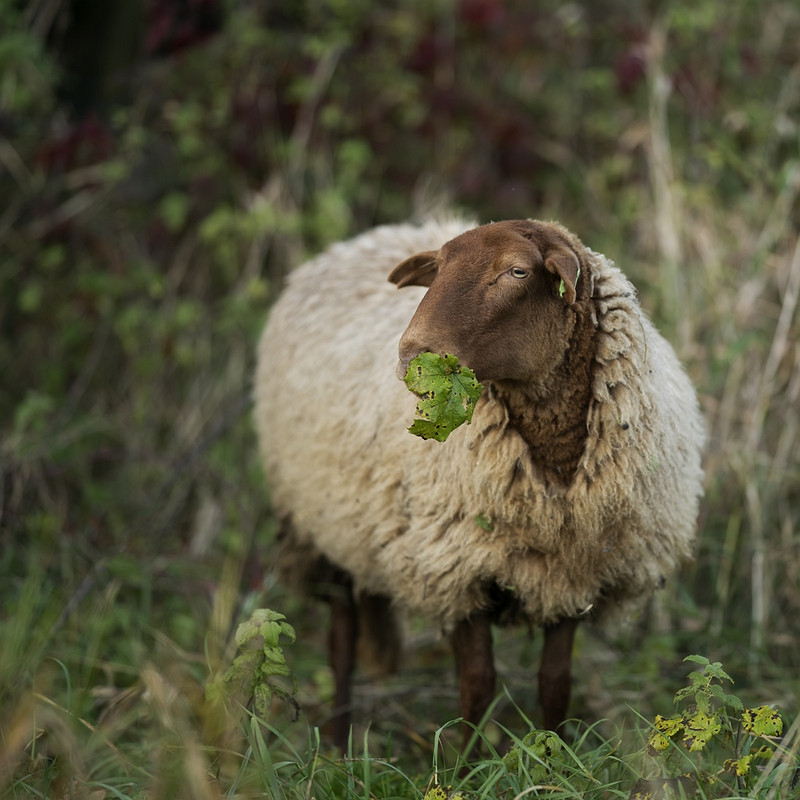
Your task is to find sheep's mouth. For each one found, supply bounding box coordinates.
[400,352,484,442]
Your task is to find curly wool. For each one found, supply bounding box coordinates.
[254,219,705,630]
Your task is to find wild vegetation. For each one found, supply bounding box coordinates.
[1,0,799,797]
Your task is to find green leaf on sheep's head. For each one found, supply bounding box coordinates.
[404,352,483,442]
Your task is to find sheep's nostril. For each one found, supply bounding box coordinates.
[396,352,420,380]
[396,347,429,380]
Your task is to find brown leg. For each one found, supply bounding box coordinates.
[328,580,358,750]
[450,612,496,754]
[538,617,578,730]
[356,592,401,677]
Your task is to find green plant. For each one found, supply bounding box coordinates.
[207,608,298,721]
[501,729,567,783]
[639,655,795,797]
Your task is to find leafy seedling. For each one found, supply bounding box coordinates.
[640,655,788,797]
[206,608,298,720]
[404,352,483,442]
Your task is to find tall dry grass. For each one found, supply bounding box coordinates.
[637,15,800,683]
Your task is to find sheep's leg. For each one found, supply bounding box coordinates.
[356,592,401,677]
[538,617,578,730]
[328,579,358,750]
[450,612,496,754]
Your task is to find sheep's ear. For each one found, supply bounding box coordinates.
[544,249,581,305]
[388,250,438,288]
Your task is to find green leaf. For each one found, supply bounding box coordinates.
[703,660,734,685]
[404,352,483,442]
[235,608,295,648]
[683,655,711,667]
[526,730,563,760]
[709,684,744,711]
[752,744,776,760]
[475,512,494,531]
[502,730,564,784]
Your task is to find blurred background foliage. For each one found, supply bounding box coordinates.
[1,0,799,796]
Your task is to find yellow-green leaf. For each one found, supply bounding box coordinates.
[653,714,685,737]
[741,705,783,736]
[682,711,721,751]
[724,755,753,777]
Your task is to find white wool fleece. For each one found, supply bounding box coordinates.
[254,220,705,630]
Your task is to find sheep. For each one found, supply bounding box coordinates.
[253,217,705,750]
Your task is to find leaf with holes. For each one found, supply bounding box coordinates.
[647,714,685,754]
[741,705,783,737]
[682,711,721,752]
[404,352,483,442]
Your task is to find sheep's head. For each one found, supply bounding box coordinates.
[389,220,594,389]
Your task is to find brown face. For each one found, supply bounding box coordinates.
[389,220,587,387]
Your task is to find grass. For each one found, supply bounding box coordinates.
[2,0,800,797]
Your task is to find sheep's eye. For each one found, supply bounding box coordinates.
[509,266,529,279]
